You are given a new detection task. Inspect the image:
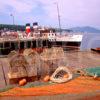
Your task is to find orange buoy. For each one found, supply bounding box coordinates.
[43,75,50,82]
[19,79,27,86]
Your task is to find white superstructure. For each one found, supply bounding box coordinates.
[56,33,83,42]
[47,31,56,41]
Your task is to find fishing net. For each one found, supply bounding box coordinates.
[24,49,41,77]
[76,67,100,78]
[8,50,18,58]
[21,81,54,88]
[23,49,34,56]
[0,85,15,93]
[40,47,65,60]
[7,47,68,83]
[1,76,100,96]
[84,67,100,77]
[8,54,29,79]
[40,47,67,76]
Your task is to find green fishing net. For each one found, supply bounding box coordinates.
[84,67,100,77]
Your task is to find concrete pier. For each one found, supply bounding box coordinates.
[0,38,49,55]
[0,38,81,55]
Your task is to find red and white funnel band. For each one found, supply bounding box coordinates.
[33,25,38,29]
[26,26,30,29]
[33,22,38,29]
[26,26,31,35]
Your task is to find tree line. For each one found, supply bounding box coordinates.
[0,24,25,31]
[0,24,72,32]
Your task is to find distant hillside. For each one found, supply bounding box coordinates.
[69,26,100,33]
[55,28,73,33]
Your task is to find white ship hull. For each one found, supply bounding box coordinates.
[56,34,83,42]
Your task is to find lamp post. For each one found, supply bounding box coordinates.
[54,2,62,35]
[10,14,15,25]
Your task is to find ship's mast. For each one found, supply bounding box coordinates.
[55,2,62,35]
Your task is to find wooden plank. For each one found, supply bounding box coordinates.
[0,60,7,88]
[0,58,10,86]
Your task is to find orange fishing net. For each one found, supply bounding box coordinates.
[0,76,100,96]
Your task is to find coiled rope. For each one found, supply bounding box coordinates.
[50,66,73,83]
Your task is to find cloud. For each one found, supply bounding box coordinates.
[0,0,100,28]
[37,0,100,28]
[0,0,37,13]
